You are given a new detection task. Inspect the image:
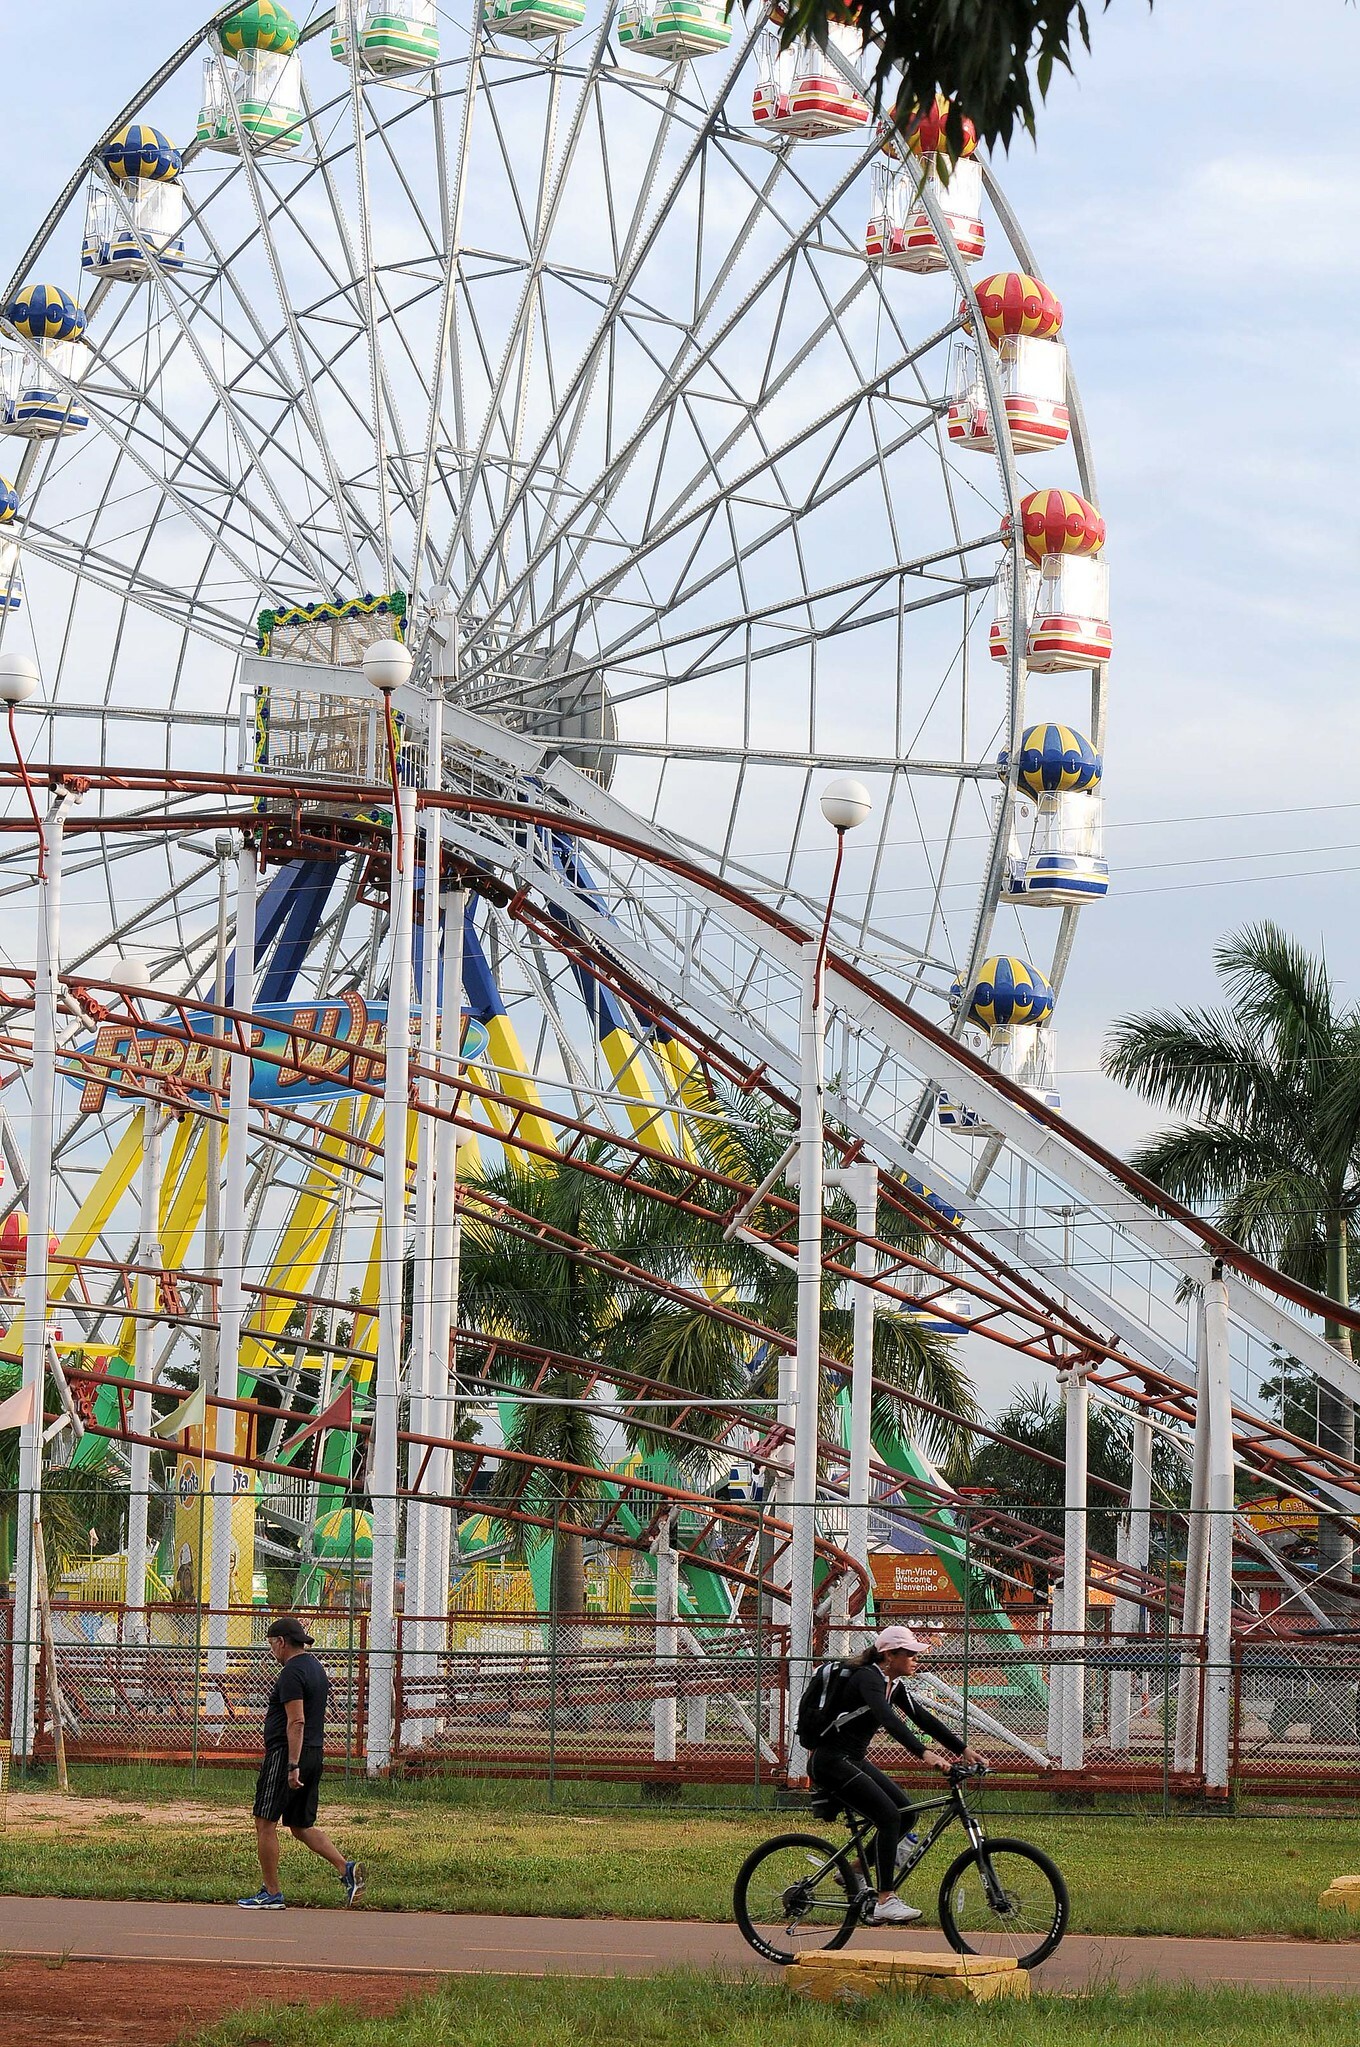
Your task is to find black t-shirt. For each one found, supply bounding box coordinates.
[262,1650,329,1752]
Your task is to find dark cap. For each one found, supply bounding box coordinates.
[266,1614,314,1647]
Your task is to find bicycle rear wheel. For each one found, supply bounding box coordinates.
[938,1837,1069,1969]
[733,1832,861,1964]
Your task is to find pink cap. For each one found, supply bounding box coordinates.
[875,1624,927,1655]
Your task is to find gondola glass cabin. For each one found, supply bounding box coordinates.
[332,0,440,75]
[0,286,89,440]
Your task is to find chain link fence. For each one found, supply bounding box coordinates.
[3,1486,1358,1797]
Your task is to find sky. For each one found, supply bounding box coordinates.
[1,0,1357,1169]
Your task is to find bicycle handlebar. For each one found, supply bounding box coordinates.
[949,1760,988,1783]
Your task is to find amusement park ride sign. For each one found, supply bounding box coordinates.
[70,994,491,1115]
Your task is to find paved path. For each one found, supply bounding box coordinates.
[4,1897,1360,1996]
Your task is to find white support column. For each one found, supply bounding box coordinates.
[652,1511,679,1765]
[1045,1583,1067,1762]
[124,1109,166,1641]
[787,937,824,1783]
[1175,1296,1211,1776]
[429,883,466,1628]
[1060,1360,1090,1772]
[367,783,418,1775]
[846,1163,877,1608]
[1109,1414,1153,1752]
[208,838,257,1677]
[12,794,70,1758]
[1203,1271,1235,1792]
[404,694,443,1713]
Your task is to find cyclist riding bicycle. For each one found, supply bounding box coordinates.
[805,1624,985,1926]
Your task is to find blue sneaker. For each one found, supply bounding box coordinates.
[341,1860,365,1906]
[237,1888,285,1910]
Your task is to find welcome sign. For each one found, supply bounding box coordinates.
[71,993,490,1114]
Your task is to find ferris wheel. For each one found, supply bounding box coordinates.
[0,0,1134,1788]
[0,0,1108,1036]
[0,0,1117,1455]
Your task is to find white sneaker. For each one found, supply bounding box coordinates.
[872,1896,923,1926]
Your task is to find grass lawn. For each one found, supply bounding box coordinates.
[192,1976,1360,2046]
[3,1763,1359,1938]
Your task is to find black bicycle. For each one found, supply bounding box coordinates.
[733,1763,1068,1969]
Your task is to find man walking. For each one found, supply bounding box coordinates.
[238,1615,365,1910]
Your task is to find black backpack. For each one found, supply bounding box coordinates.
[796,1660,862,1747]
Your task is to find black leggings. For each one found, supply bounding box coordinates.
[810,1749,915,1894]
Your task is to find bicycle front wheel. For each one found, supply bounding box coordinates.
[938,1837,1069,1969]
[733,1832,860,1964]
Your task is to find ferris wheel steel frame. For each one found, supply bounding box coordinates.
[1,0,1103,1027]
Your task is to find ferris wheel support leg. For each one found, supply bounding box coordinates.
[369,787,418,1776]
[1203,1271,1235,1794]
[1109,1415,1153,1752]
[404,702,444,1739]
[125,1110,166,1645]
[209,840,257,1679]
[1059,1360,1090,1773]
[787,939,825,1788]
[652,1510,678,1766]
[11,793,71,1762]
[1175,1298,1212,1776]
[429,880,467,1684]
[846,1163,877,1633]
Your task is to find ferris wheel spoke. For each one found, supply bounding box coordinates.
[174,205,387,583]
[97,174,341,595]
[411,53,481,591]
[485,381,973,705]
[438,16,630,587]
[468,135,896,643]
[443,14,771,611]
[207,64,370,591]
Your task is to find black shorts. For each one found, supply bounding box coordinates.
[253,1746,324,1828]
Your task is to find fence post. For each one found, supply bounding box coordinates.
[1202,1269,1235,1793]
[547,1506,559,1807]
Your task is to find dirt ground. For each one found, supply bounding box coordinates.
[0,1956,420,2047]
[2,1794,367,1834]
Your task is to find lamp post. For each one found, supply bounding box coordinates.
[787,777,871,1781]
[361,636,415,1774]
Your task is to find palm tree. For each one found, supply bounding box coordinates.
[454,1097,979,1615]
[1103,921,1360,1579]
[456,1142,746,1616]
[620,1092,980,1475]
[961,1382,1186,1566]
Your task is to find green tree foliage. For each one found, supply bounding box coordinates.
[1103,921,1360,1572]
[962,1381,1184,1561]
[767,0,1136,156]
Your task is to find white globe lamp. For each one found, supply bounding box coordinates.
[361,638,413,695]
[820,777,872,834]
[0,650,40,705]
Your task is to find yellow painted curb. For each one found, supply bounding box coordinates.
[787,1949,1030,2004]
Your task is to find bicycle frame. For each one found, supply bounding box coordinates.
[814,1772,992,1909]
